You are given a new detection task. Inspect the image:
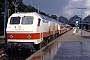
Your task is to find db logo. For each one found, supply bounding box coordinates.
[18,25,21,28]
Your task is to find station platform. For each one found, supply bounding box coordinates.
[26,29,90,60]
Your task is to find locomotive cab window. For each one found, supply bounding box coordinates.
[10,17,20,24]
[21,16,34,24]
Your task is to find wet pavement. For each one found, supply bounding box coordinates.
[31,41,90,60]
[53,41,90,60]
[30,41,61,60]
[27,29,90,60]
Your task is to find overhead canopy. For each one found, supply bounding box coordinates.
[58,15,68,24]
[68,15,82,25]
[83,15,90,25]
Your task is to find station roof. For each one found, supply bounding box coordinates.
[83,15,90,24]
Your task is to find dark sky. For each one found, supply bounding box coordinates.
[23,0,90,19]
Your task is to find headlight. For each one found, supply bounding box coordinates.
[27,35,31,39]
[10,35,13,39]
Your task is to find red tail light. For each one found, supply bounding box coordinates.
[37,18,41,26]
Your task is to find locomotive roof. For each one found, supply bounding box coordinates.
[11,12,62,24]
[38,13,58,23]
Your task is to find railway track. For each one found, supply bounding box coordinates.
[0,39,54,60]
[0,51,32,60]
[0,38,25,60]
[0,44,6,60]
[0,43,37,60]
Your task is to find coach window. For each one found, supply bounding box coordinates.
[21,16,34,24]
[10,17,20,24]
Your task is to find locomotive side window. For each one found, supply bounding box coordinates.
[10,17,20,24]
[61,25,66,29]
[43,20,48,23]
[21,16,34,24]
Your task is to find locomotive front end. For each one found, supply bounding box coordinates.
[5,12,42,56]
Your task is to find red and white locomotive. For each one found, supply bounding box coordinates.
[5,12,71,55]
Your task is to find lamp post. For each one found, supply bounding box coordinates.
[1,12,5,37]
[4,0,8,38]
[77,8,87,36]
